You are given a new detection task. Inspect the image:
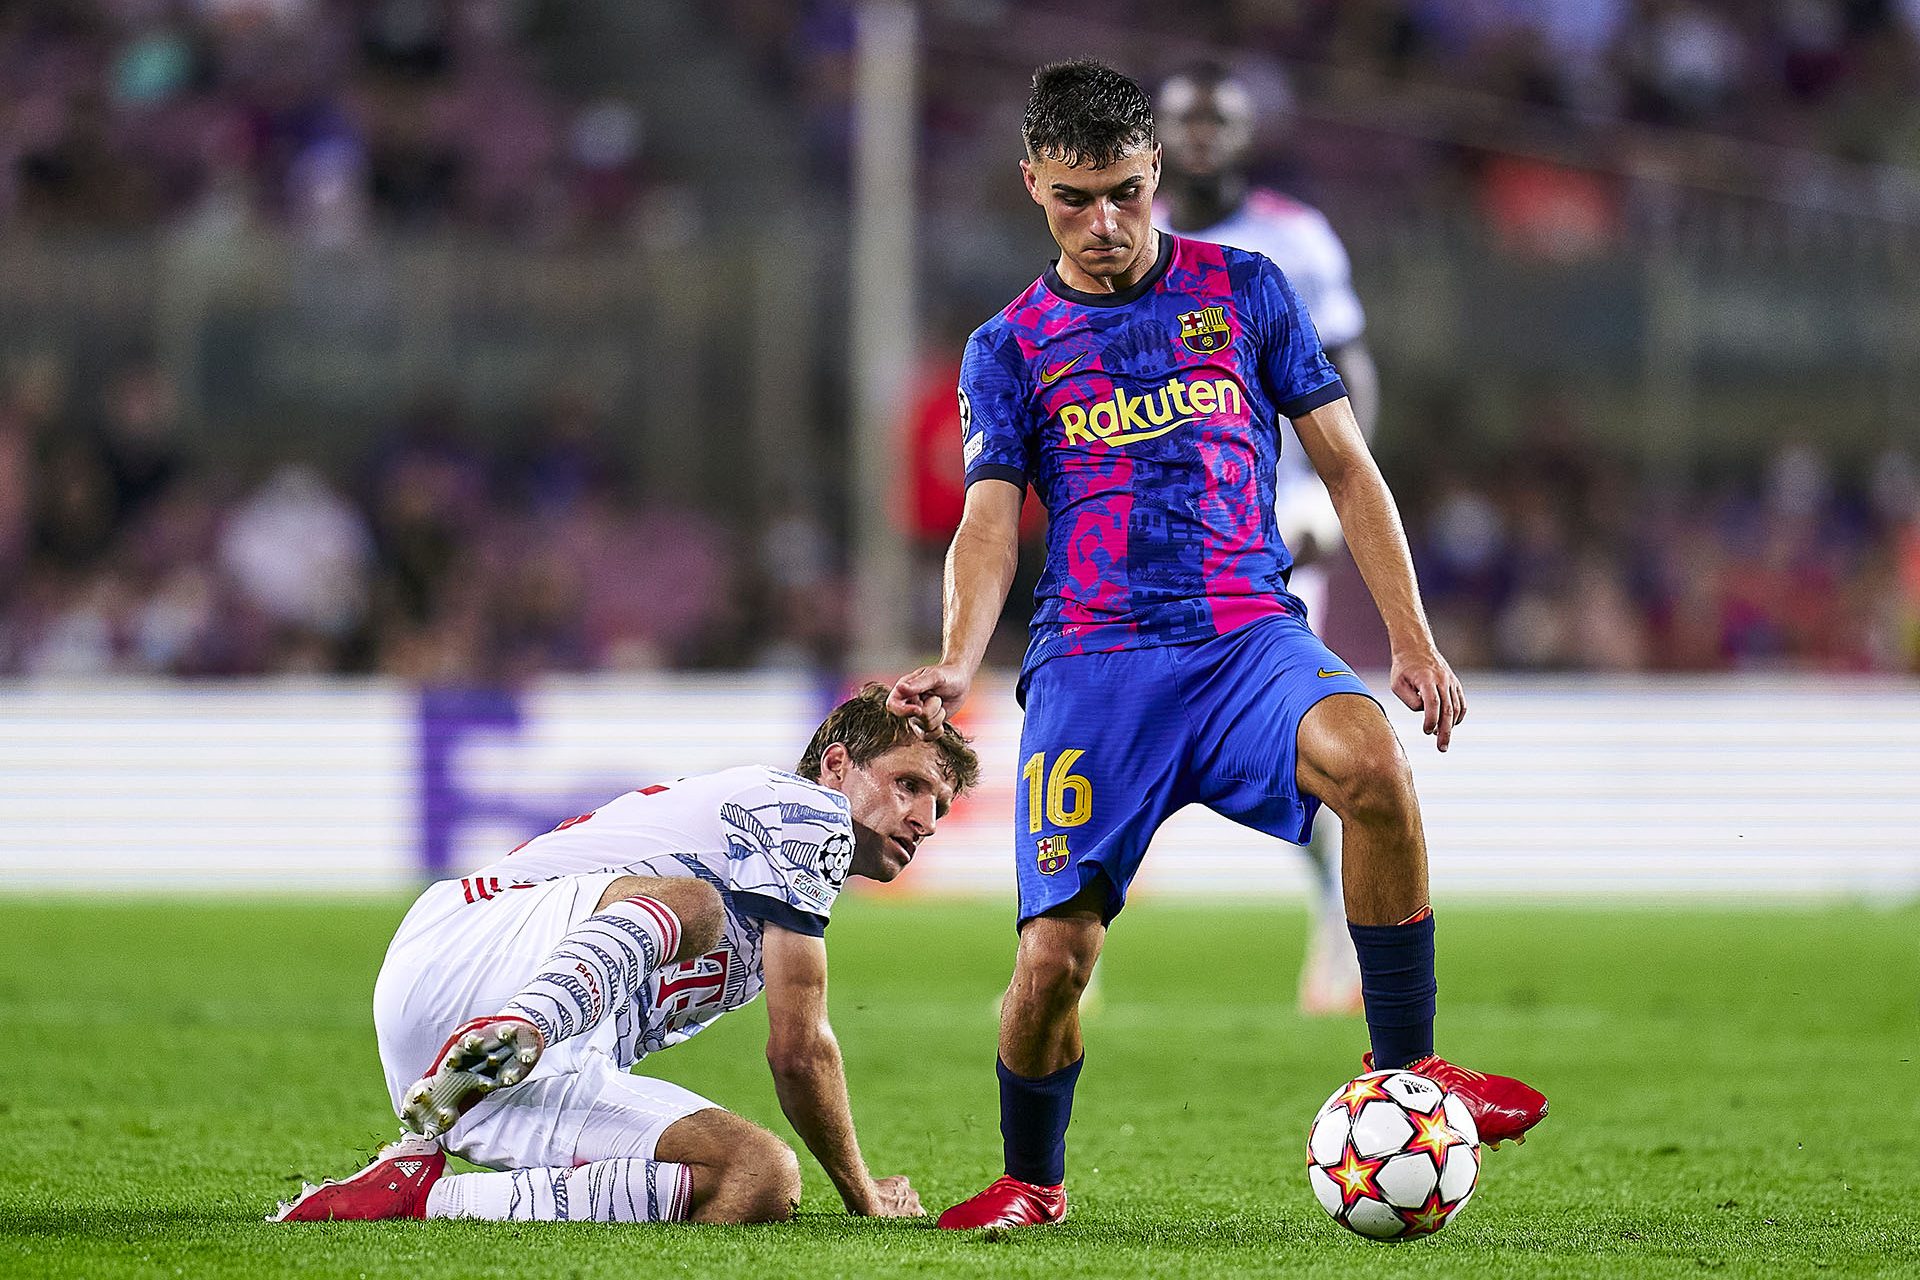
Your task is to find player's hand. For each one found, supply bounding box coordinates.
[1389,642,1467,753]
[887,663,973,736]
[860,1174,925,1217]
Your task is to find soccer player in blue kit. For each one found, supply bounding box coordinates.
[889,60,1548,1229]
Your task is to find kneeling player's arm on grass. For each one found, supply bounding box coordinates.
[761,924,919,1217]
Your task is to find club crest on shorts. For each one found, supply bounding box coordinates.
[1036,834,1071,876]
[1177,305,1232,355]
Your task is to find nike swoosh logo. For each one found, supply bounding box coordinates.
[1317,668,1350,679]
[1038,354,1087,385]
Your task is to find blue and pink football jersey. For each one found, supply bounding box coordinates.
[961,232,1348,693]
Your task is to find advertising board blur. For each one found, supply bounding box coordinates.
[1,676,1915,898]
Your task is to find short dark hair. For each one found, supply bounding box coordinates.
[797,683,980,795]
[1023,59,1156,169]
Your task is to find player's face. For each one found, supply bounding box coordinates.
[1022,145,1161,286]
[1158,80,1254,180]
[827,742,955,882]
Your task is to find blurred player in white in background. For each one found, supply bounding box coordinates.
[1156,61,1379,1016]
[274,685,976,1226]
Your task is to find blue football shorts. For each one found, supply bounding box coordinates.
[1013,610,1379,926]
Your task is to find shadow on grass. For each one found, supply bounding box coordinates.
[778,1208,1345,1254]
[0,1201,1340,1253]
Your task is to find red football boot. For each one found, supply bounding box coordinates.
[271,1136,445,1222]
[401,1014,545,1138]
[937,1175,1068,1229]
[1364,1052,1548,1148]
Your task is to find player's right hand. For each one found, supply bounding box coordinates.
[1389,641,1466,753]
[887,663,973,735]
[863,1174,925,1217]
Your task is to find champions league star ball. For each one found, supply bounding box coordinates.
[1306,1069,1480,1241]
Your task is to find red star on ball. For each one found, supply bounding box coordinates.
[1405,1105,1465,1164]
[1401,1190,1455,1237]
[1336,1075,1391,1114]
[1327,1144,1387,1209]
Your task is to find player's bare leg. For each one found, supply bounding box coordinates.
[1296,694,1548,1146]
[590,874,729,923]
[415,1107,800,1225]
[940,884,1105,1229]
[401,875,724,1138]
[1295,694,1428,926]
[999,894,1105,1077]
[653,1107,804,1223]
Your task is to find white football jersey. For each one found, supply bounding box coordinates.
[470,765,854,1064]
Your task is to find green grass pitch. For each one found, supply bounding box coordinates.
[2,895,1915,1278]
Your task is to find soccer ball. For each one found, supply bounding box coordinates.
[1305,1069,1479,1241]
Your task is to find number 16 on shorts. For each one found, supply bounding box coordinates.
[1024,749,1091,875]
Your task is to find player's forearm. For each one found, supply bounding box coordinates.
[1322,461,1437,654]
[768,1033,876,1213]
[938,516,1019,674]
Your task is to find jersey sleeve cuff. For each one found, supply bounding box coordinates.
[1276,377,1348,420]
[964,463,1028,492]
[732,891,828,936]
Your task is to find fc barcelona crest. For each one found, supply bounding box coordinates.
[1036,834,1071,876]
[1177,305,1232,355]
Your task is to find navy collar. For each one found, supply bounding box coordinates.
[1043,232,1172,308]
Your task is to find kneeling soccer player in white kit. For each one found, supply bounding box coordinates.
[274,685,978,1226]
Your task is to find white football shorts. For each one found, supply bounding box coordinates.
[372,873,716,1170]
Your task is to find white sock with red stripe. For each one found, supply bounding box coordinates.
[500,895,682,1049]
[424,1159,693,1222]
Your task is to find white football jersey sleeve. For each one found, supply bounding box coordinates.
[712,769,855,927]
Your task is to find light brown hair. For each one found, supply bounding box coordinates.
[797,683,980,795]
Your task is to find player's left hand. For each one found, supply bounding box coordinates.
[862,1174,925,1217]
[1389,643,1466,752]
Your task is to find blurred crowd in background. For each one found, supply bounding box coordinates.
[1398,399,1920,672]
[11,1,1917,240]
[5,351,1918,679]
[0,0,650,242]
[727,0,1920,250]
[0,354,803,679]
[3,0,1919,679]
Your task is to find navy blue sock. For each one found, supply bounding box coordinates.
[998,1056,1082,1186]
[1348,911,1437,1069]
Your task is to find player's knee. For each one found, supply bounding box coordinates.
[655,879,724,961]
[1318,741,1416,828]
[600,876,724,961]
[767,1140,803,1220]
[1015,937,1098,1004]
[728,1129,801,1224]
